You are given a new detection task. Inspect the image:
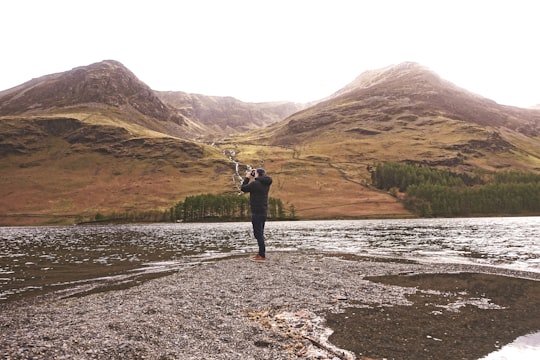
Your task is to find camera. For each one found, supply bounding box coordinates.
[250,170,256,177]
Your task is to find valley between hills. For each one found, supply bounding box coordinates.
[1,60,539,225]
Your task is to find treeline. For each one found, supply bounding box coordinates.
[170,193,297,222]
[83,194,297,224]
[371,162,482,191]
[372,162,540,217]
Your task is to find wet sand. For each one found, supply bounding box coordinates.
[1,251,539,359]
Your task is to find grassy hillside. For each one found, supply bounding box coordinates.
[2,61,540,225]
[0,113,231,225]
[253,63,540,176]
[215,142,410,220]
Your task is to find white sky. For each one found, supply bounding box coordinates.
[1,0,539,107]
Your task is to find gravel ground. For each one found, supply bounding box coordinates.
[1,251,539,360]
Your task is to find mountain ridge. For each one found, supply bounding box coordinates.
[2,60,540,224]
[156,90,304,135]
[0,60,306,139]
[326,62,540,135]
[259,62,540,144]
[0,60,172,118]
[0,60,209,140]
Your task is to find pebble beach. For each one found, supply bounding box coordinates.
[1,251,539,359]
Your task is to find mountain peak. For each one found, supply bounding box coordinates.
[0,60,177,122]
[329,62,440,99]
[355,61,428,84]
[91,59,127,68]
[268,62,540,146]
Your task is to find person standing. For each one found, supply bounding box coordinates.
[241,167,273,262]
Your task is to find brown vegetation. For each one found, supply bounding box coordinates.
[1,61,540,225]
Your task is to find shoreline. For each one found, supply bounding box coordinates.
[3,213,540,228]
[1,251,539,359]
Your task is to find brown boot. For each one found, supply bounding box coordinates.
[250,255,266,262]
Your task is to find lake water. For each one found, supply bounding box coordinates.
[1,217,539,358]
[1,217,539,303]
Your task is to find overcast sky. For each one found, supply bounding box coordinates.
[1,0,539,107]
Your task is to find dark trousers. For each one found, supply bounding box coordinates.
[251,214,267,257]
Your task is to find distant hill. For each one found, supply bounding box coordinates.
[225,62,540,218]
[156,91,304,135]
[328,62,540,135]
[0,60,209,140]
[252,62,540,172]
[2,60,540,224]
[0,60,304,224]
[0,61,229,224]
[0,60,168,119]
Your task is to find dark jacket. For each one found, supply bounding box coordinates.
[241,175,273,215]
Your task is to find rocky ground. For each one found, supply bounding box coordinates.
[1,251,539,359]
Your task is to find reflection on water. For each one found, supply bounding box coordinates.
[0,223,248,302]
[1,217,539,303]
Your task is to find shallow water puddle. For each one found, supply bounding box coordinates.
[481,331,540,360]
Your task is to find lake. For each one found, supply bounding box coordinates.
[1,217,539,303]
